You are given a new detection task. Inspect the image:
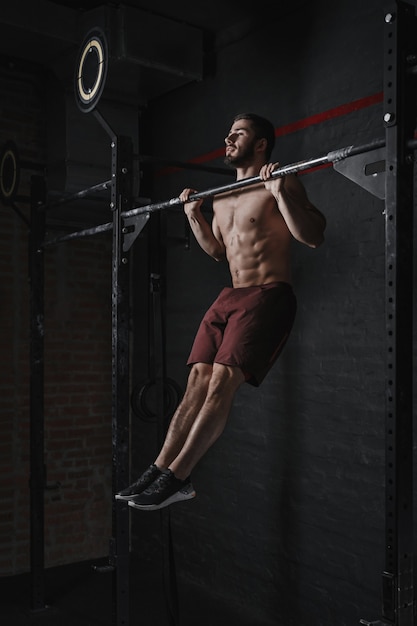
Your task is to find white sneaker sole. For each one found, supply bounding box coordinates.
[128,483,196,511]
[115,493,139,500]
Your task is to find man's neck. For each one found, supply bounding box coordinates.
[235,159,267,181]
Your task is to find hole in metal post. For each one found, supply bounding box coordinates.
[365,159,385,176]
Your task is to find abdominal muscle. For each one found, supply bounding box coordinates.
[226,236,292,287]
[215,188,293,288]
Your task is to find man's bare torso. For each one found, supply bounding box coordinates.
[213,182,292,288]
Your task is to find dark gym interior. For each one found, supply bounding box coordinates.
[1,1,416,625]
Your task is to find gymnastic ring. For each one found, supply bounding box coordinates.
[0,141,20,205]
[74,27,108,113]
[131,377,183,423]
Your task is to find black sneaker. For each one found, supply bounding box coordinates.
[128,469,196,511]
[115,464,162,500]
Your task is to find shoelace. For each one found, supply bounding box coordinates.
[148,471,174,494]
[124,466,158,491]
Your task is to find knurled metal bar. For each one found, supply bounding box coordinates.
[29,175,47,612]
[44,180,112,211]
[123,139,387,217]
[381,3,415,625]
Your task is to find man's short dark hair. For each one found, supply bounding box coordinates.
[233,112,276,160]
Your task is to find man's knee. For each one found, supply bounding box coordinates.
[210,363,245,391]
[187,362,213,388]
[187,362,244,396]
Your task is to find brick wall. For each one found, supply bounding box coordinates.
[0,59,113,575]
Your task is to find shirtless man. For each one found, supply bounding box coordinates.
[116,113,326,511]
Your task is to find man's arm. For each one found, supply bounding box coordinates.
[261,164,326,248]
[180,188,226,261]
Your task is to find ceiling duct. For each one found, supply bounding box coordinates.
[78,4,204,104]
[45,3,204,206]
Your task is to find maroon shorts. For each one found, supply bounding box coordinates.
[187,281,296,387]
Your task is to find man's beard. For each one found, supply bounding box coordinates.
[224,141,257,168]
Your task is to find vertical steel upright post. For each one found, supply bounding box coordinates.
[110,134,133,626]
[29,175,47,611]
[382,2,415,624]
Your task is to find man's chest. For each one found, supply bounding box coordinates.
[215,191,281,235]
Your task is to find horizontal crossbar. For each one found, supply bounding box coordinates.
[42,136,417,248]
[122,139,386,218]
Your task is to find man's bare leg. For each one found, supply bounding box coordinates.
[154,362,213,469]
[127,363,245,510]
[166,363,245,479]
[115,362,212,501]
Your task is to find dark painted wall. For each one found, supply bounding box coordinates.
[130,1,416,625]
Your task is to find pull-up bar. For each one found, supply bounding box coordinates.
[123,138,387,218]
[42,136,412,249]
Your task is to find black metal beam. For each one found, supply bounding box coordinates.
[382,2,415,624]
[110,135,132,626]
[29,175,47,612]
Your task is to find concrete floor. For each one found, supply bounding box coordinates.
[0,556,258,626]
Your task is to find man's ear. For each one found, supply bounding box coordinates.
[255,137,267,155]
